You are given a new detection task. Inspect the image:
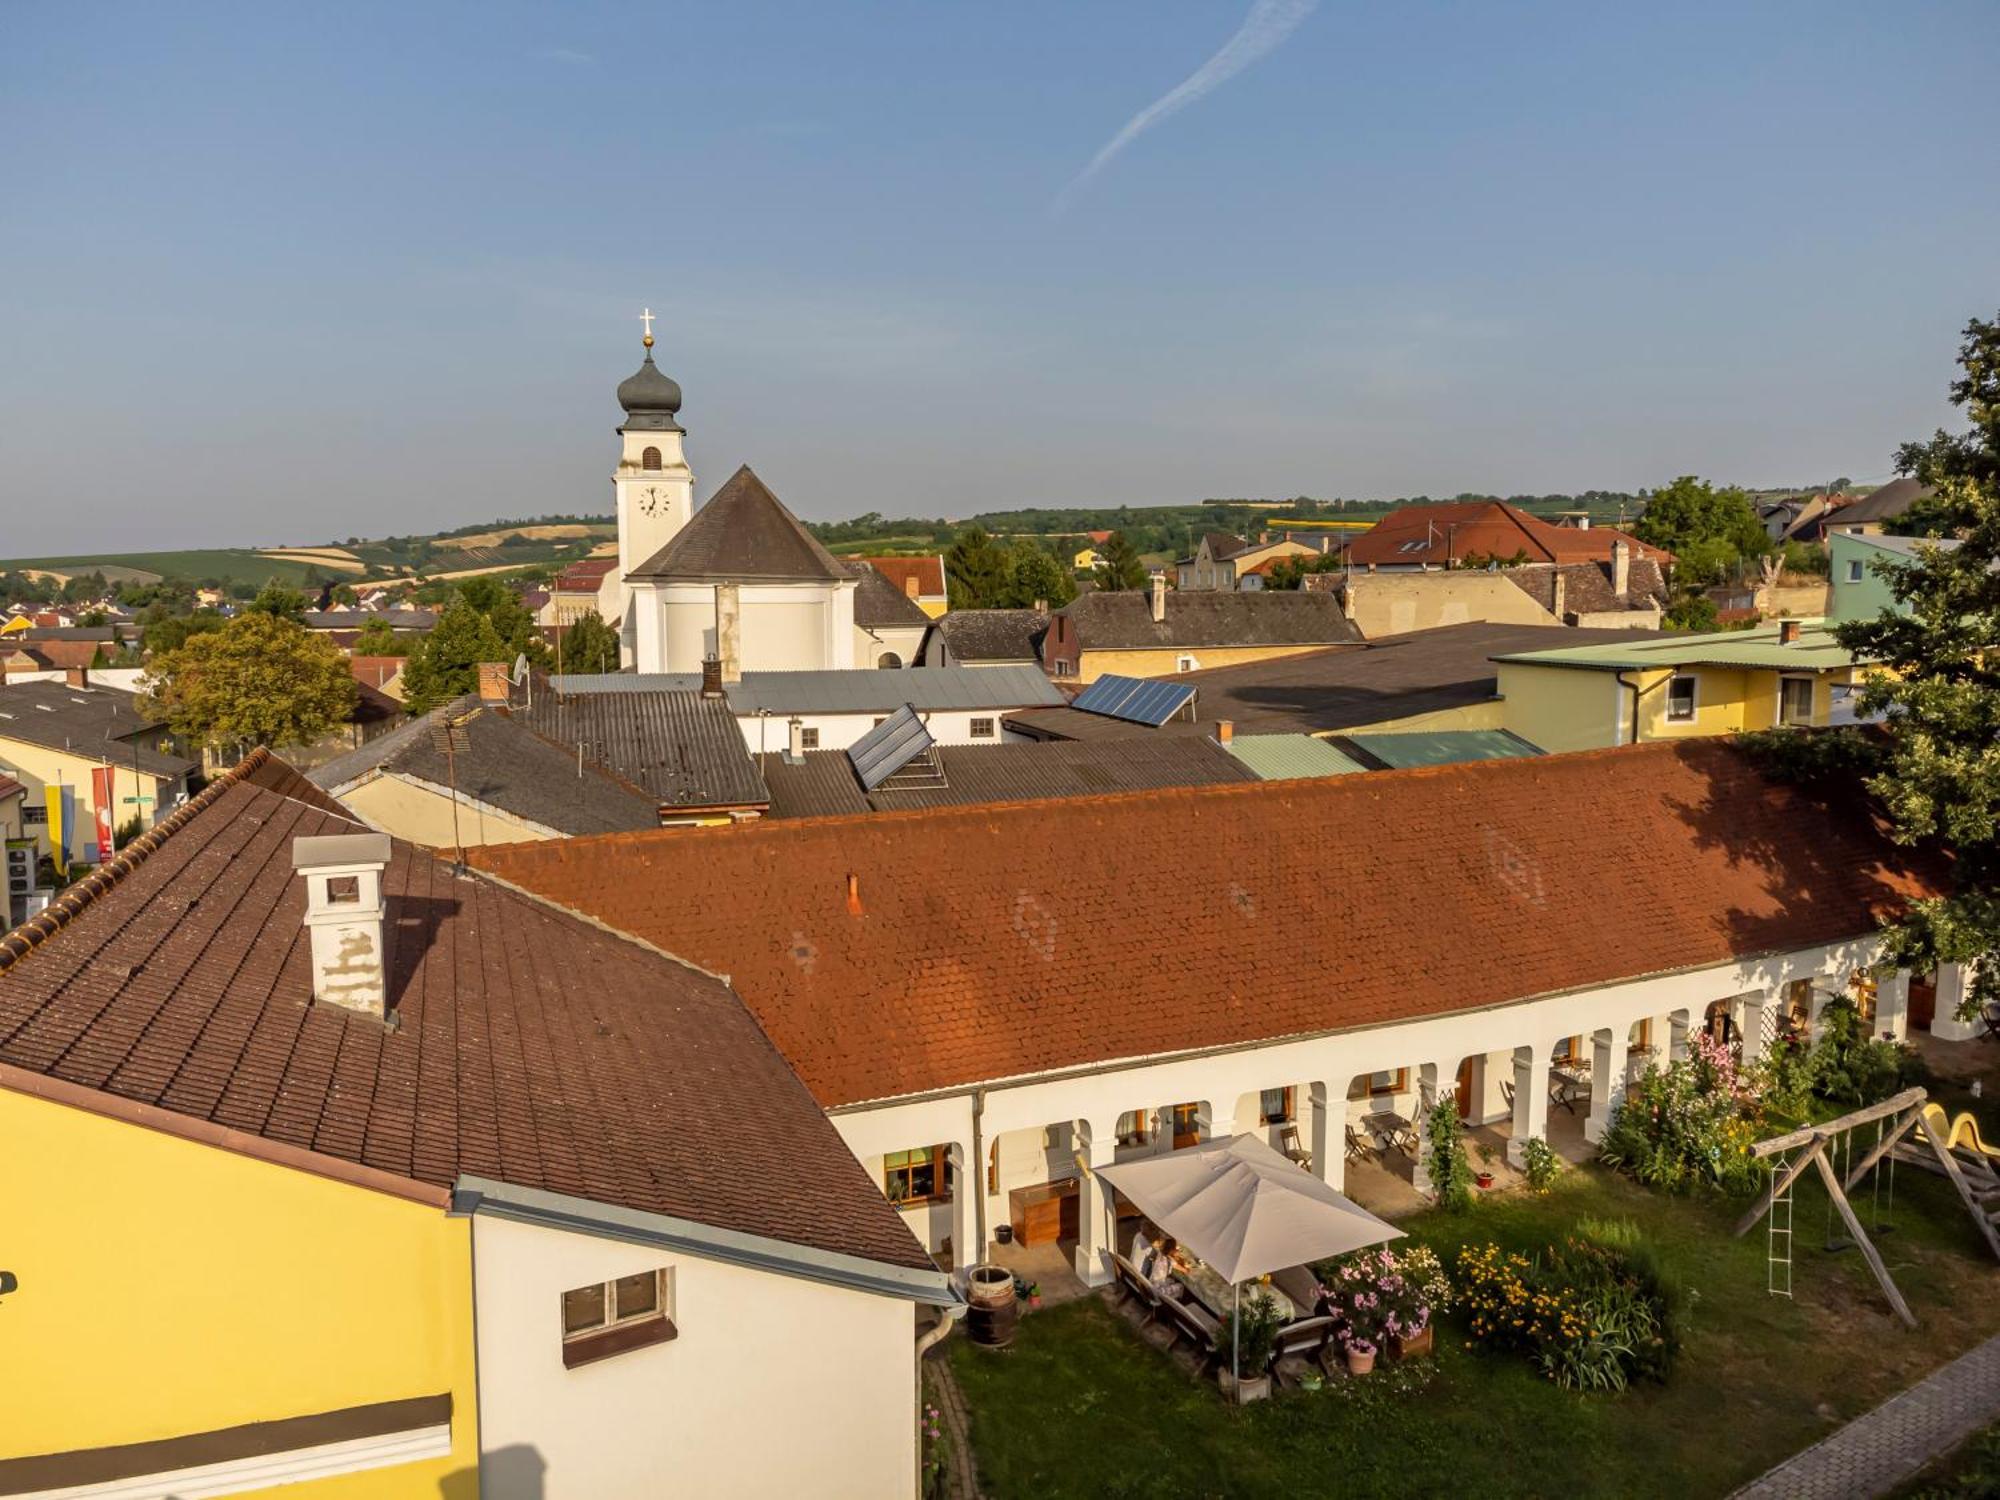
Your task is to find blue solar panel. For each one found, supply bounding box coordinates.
[847,704,935,790]
[1071,673,1195,727]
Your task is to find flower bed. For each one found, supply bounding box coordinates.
[1313,1244,1452,1364]
[1455,1219,1679,1392]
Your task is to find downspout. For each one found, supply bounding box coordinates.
[970,1087,987,1268]
[1614,670,1642,747]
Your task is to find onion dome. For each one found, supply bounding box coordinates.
[617,352,683,432]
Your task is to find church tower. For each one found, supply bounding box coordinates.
[613,311,695,581]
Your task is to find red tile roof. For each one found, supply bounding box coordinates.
[861,555,945,598]
[0,776,22,802]
[1344,502,1671,569]
[472,740,1942,1109]
[0,751,930,1271]
[553,558,619,592]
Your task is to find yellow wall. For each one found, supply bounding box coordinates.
[341,772,554,849]
[1332,699,1508,736]
[1076,643,1336,683]
[916,597,947,620]
[1343,573,1554,640]
[1496,663,1627,752]
[1499,661,1846,751]
[0,736,182,860]
[0,1086,478,1495]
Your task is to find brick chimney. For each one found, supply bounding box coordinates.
[292,833,393,1019]
[904,575,920,599]
[700,654,724,698]
[1779,619,1802,645]
[477,662,509,706]
[1215,719,1234,745]
[716,582,742,684]
[64,667,88,688]
[1611,539,1631,599]
[1150,573,1167,624]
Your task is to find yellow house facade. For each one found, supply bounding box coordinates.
[1493,622,1868,753]
[0,1077,477,1497]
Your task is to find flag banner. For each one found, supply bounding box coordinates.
[44,783,69,877]
[92,766,116,861]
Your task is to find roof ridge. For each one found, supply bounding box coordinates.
[0,746,278,977]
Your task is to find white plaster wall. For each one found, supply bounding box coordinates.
[833,937,1891,1258]
[636,582,858,674]
[733,708,1028,754]
[472,1214,916,1500]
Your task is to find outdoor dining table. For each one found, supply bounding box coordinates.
[1174,1261,1298,1324]
[1363,1112,1417,1154]
[1549,1061,1591,1113]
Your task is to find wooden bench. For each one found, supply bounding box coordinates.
[1109,1252,1164,1326]
[1161,1291,1221,1368]
[1267,1315,1337,1385]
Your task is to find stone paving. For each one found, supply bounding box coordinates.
[1733,1331,2000,1499]
[924,1345,984,1500]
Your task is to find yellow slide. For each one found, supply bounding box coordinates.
[1921,1103,2000,1159]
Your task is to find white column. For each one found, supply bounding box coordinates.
[1072,1119,1114,1287]
[1509,1045,1550,1168]
[1934,963,1981,1042]
[1877,968,1912,1042]
[1738,993,1770,1066]
[1198,1101,1237,1143]
[1807,984,1832,1041]
[1585,1027,1629,1145]
[1410,1060,1452,1196]
[1668,1010,1691,1062]
[946,1143,978,1275]
[1307,1081,1342,1193]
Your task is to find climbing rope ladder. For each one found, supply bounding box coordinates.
[1766,1152,1794,1298]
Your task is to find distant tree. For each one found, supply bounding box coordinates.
[555,610,621,674]
[1000,542,1077,608]
[331,583,359,606]
[141,612,356,753]
[1663,593,1720,631]
[401,597,506,713]
[77,609,109,627]
[945,525,1009,609]
[246,580,310,621]
[351,616,410,657]
[1633,476,1768,582]
[1265,552,1345,590]
[1092,531,1148,592]
[142,609,225,657]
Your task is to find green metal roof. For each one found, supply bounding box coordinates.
[1342,730,1545,770]
[1491,620,1864,672]
[1224,733,1366,780]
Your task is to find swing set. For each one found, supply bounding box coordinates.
[1734,1086,2000,1328]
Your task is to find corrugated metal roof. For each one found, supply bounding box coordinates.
[512,689,769,810]
[1223,734,1365,780]
[1493,621,1861,671]
[1340,730,1544,770]
[553,666,1065,714]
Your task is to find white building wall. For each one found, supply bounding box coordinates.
[636,582,858,674]
[471,1213,917,1500]
[733,708,1030,754]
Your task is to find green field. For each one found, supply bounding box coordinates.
[0,550,339,588]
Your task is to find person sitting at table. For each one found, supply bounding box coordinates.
[1137,1234,1183,1299]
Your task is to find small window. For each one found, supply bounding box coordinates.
[641,446,662,471]
[876,652,902,670]
[1780,677,1815,726]
[325,875,360,904]
[1168,1103,1203,1148]
[1116,1108,1151,1147]
[970,717,996,739]
[1398,539,1429,553]
[884,1145,948,1204]
[1846,559,1864,583]
[799,727,820,750]
[1666,675,1697,722]
[1347,1068,1409,1101]
[1176,655,1198,673]
[1259,1087,1294,1126]
[560,1268,675,1368]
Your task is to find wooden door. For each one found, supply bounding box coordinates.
[1455,1058,1474,1119]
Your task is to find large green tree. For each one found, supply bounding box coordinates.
[945,525,1009,609]
[141,612,356,753]
[1092,530,1149,592]
[401,596,507,713]
[1830,313,2000,1017]
[1000,541,1078,609]
[1634,475,1768,586]
[555,610,621,674]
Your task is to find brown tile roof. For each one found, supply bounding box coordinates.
[470,738,1945,1109]
[934,608,1049,663]
[1503,559,1669,616]
[629,466,849,584]
[8,640,107,670]
[861,556,945,598]
[1055,591,1361,651]
[845,562,934,630]
[0,776,22,803]
[1345,502,1671,569]
[553,558,619,592]
[0,752,930,1270]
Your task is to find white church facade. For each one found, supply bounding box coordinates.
[608,328,865,675]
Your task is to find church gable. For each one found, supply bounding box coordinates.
[628,465,850,584]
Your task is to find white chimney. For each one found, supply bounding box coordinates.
[292,833,393,1019]
[716,582,742,684]
[1550,570,1568,624]
[1611,539,1631,599]
[1150,573,1167,624]
[787,716,806,761]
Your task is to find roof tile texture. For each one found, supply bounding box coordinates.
[473,739,1944,1109]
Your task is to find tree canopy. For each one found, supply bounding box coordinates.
[1633,476,1768,586]
[1823,313,2000,1016]
[400,580,550,713]
[555,610,620,674]
[350,616,410,657]
[141,612,355,753]
[1092,531,1148,592]
[945,526,1010,609]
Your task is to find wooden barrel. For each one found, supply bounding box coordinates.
[965,1264,1018,1347]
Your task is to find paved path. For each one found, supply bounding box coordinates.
[1733,1332,2000,1498]
[925,1348,984,1500]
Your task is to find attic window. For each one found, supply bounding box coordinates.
[1398,539,1429,553]
[970,718,996,739]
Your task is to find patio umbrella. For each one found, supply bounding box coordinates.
[1095,1135,1404,1389]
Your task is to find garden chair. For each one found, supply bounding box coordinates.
[1345,1123,1373,1162]
[1278,1123,1311,1170]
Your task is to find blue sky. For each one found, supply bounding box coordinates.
[4,1,1998,550]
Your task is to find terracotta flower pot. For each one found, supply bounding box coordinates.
[1346,1345,1377,1376]
[1475,1171,1495,1189]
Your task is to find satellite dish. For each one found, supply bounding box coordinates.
[511,653,530,684]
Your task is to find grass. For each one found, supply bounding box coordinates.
[949,1162,2000,1500]
[1,549,333,588]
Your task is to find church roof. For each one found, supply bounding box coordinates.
[628,465,852,584]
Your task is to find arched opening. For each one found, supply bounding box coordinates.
[641,446,662,471]
[876,651,903,669]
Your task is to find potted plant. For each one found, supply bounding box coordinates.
[1345,1336,1378,1375]
[1217,1290,1283,1404]
[1474,1142,1498,1190]
[1025,1280,1043,1310]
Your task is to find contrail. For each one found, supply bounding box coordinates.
[1058,0,1317,208]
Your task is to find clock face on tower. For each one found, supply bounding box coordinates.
[638,486,665,516]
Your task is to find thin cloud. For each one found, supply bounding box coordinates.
[1058,0,1317,209]
[540,47,594,66]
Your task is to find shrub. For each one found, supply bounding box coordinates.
[1521,1136,1562,1193]
[1598,1050,1762,1195]
[1809,996,1917,1106]
[1427,1094,1474,1211]
[1223,1289,1284,1373]
[1314,1244,1451,1353]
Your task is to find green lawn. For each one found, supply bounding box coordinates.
[949,1164,2000,1500]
